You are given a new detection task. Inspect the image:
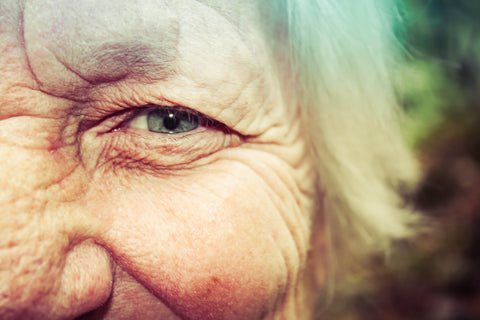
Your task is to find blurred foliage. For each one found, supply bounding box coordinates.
[399,0,480,146]
[320,1,480,319]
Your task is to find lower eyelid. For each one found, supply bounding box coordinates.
[95,126,238,172]
[96,131,205,172]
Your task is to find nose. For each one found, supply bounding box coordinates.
[54,240,114,319]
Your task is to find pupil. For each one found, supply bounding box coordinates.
[164,113,180,131]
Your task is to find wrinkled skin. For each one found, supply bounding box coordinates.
[0,0,320,319]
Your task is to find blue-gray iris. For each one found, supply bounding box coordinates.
[147,109,199,134]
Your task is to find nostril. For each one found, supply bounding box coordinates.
[74,300,112,320]
[54,240,114,319]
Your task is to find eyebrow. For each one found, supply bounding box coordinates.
[66,39,179,85]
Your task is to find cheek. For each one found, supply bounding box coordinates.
[89,159,310,319]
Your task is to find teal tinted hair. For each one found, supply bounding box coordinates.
[262,0,420,280]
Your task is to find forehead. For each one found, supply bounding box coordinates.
[24,0,267,91]
[28,0,262,42]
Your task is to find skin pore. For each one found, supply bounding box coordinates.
[0,0,319,319]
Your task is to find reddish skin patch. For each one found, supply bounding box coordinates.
[48,144,64,164]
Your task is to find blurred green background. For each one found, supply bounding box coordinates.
[400,0,480,147]
[320,1,480,319]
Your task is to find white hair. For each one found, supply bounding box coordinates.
[261,0,421,283]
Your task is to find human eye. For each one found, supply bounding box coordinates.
[127,106,200,134]
[83,102,241,173]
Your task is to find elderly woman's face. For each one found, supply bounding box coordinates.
[0,0,318,319]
